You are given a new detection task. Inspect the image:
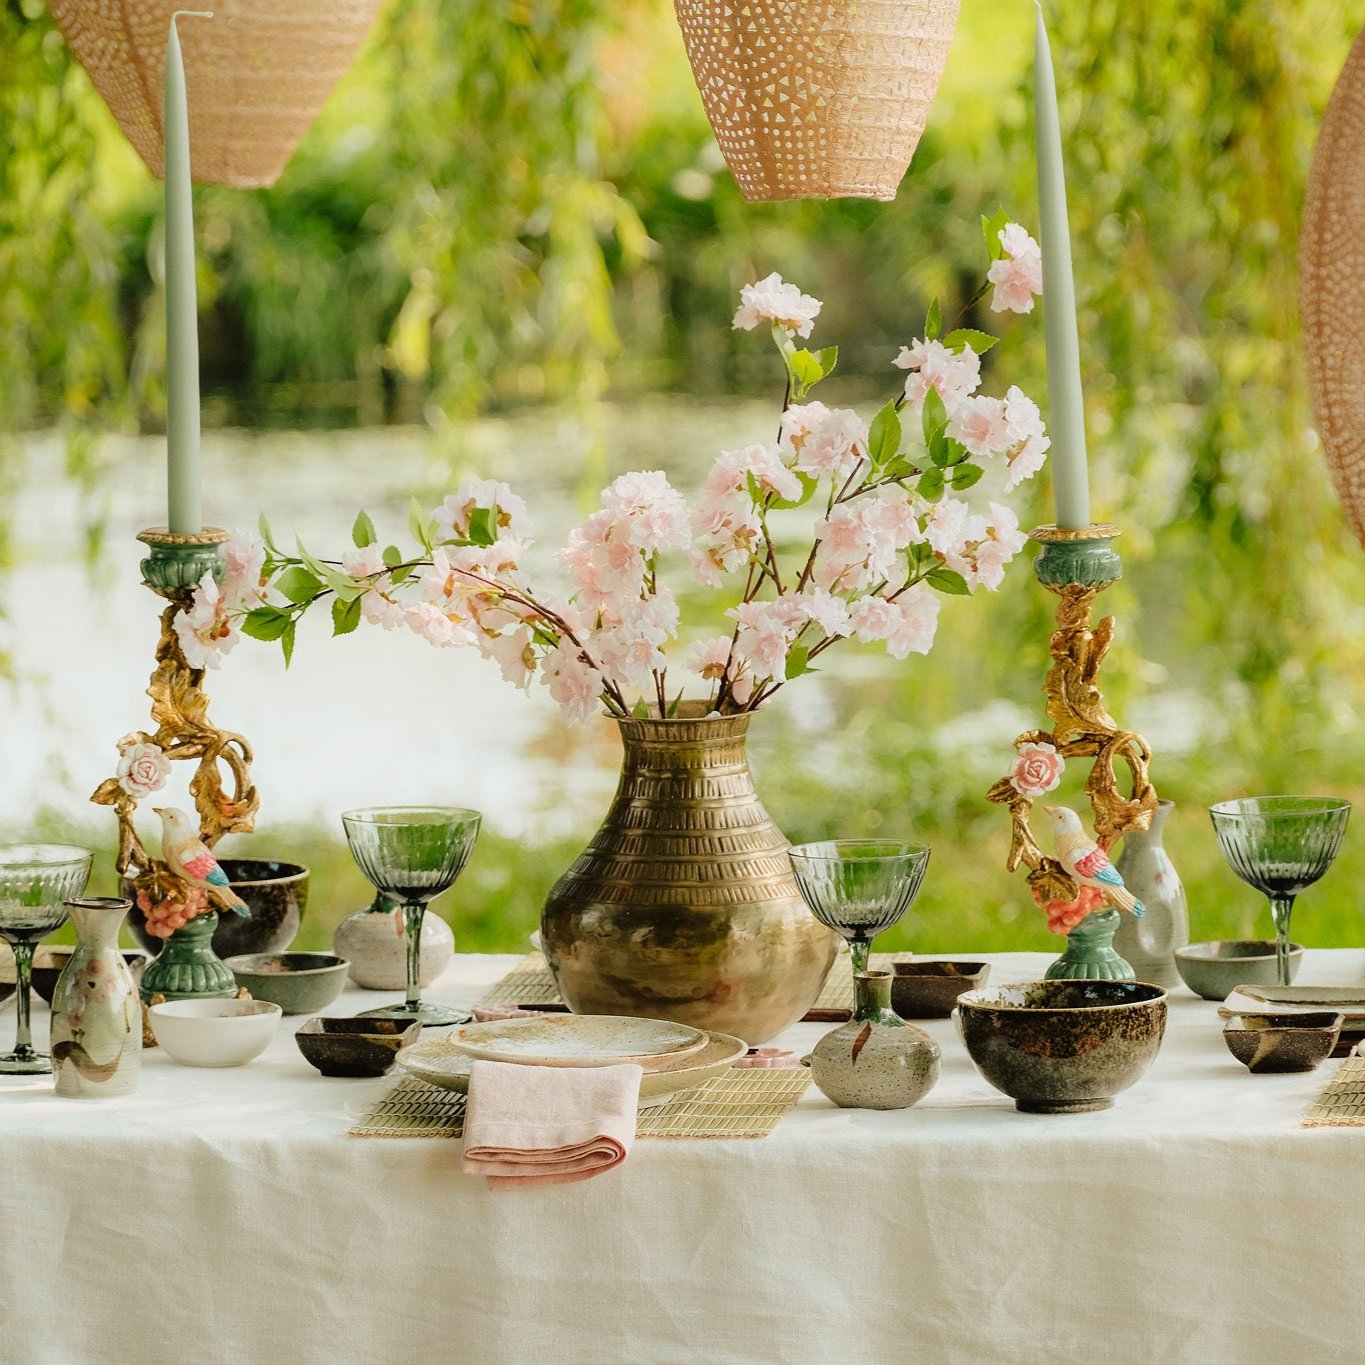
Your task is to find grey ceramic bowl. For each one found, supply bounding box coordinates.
[955,980,1168,1114]
[30,946,149,1005]
[226,952,349,1015]
[1223,1011,1343,1073]
[295,1017,421,1077]
[891,961,990,1019]
[1174,940,1304,1001]
[125,859,310,958]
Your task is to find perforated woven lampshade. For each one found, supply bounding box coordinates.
[46,0,383,188]
[1302,22,1365,549]
[673,0,960,202]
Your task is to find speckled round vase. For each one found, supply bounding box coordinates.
[1045,908,1135,982]
[137,913,237,1003]
[332,893,454,991]
[50,898,142,1098]
[1112,800,1187,988]
[810,970,940,1110]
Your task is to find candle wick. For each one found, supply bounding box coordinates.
[171,9,215,24]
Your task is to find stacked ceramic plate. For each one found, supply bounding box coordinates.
[397,1014,747,1107]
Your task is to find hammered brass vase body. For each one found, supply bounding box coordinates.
[542,710,837,1044]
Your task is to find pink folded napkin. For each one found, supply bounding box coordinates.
[461,1059,643,1188]
[734,1047,801,1069]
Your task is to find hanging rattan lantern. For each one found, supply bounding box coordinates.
[46,0,383,188]
[1302,22,1365,548]
[673,0,961,202]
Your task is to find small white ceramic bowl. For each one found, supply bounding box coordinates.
[150,998,282,1067]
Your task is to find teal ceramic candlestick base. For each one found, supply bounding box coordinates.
[139,913,238,1003]
[1045,909,1136,982]
[136,526,228,595]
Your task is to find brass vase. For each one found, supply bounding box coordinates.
[542,706,837,1044]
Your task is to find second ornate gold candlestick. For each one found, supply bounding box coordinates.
[986,524,1159,980]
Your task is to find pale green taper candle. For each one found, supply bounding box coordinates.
[164,11,212,535]
[1033,3,1092,530]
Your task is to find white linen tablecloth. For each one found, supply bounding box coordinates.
[2,949,1363,1365]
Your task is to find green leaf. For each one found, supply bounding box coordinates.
[951,462,985,490]
[928,566,972,595]
[382,545,403,568]
[280,621,297,667]
[332,595,363,637]
[631,697,650,718]
[868,401,902,469]
[928,429,952,468]
[925,298,942,340]
[293,537,330,582]
[274,566,324,605]
[982,209,1010,261]
[666,689,685,719]
[921,386,948,444]
[408,497,434,552]
[240,606,293,642]
[785,643,812,679]
[943,328,998,355]
[258,514,279,555]
[321,568,363,602]
[884,457,920,482]
[767,469,819,511]
[785,347,825,394]
[744,471,768,507]
[814,345,838,379]
[918,467,945,501]
[351,510,377,549]
[467,506,497,547]
[390,563,415,585]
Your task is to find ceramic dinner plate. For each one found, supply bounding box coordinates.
[397,1029,749,1107]
[1220,985,1365,1034]
[448,1014,708,1068]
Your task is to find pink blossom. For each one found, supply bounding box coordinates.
[341,546,385,579]
[479,627,537,691]
[432,479,531,544]
[814,488,923,592]
[946,396,1012,460]
[849,586,940,659]
[116,742,170,800]
[924,498,986,562]
[600,470,691,552]
[173,572,237,670]
[1005,436,1050,490]
[686,637,734,681]
[340,545,407,628]
[558,511,645,610]
[794,588,852,638]
[1000,385,1051,488]
[894,339,981,413]
[541,640,606,723]
[781,404,868,479]
[1010,741,1064,798]
[222,534,266,609]
[405,602,474,648]
[988,225,1043,314]
[730,598,803,678]
[591,591,679,691]
[732,273,822,339]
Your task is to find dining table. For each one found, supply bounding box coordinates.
[2,947,1362,1364]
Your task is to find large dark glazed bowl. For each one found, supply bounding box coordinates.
[955,980,1167,1114]
[126,859,309,958]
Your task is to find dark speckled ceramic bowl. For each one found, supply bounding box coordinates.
[295,1017,421,1077]
[891,961,990,1018]
[955,980,1168,1114]
[1223,1011,1343,1073]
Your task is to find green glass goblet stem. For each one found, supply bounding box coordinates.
[1269,896,1296,988]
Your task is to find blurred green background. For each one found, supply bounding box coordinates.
[5,0,1365,960]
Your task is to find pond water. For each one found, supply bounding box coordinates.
[2,399,1216,845]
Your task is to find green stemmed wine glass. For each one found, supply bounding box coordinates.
[341,807,481,1026]
[1209,796,1351,986]
[788,840,932,995]
[0,844,93,1074]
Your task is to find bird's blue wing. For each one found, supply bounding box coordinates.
[204,864,231,888]
[1091,861,1125,889]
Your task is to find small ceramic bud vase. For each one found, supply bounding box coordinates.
[332,892,454,991]
[810,970,940,1110]
[51,897,142,1098]
[1112,800,1188,988]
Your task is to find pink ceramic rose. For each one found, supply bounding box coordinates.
[116,742,171,800]
[1009,741,1064,798]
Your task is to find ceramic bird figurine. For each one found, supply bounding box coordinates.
[152,806,250,916]
[1042,805,1144,917]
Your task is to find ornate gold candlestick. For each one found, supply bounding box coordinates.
[90,528,259,1001]
[986,525,1158,979]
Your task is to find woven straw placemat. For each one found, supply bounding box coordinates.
[1303,1055,1365,1126]
[477,952,913,1015]
[351,1067,810,1141]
